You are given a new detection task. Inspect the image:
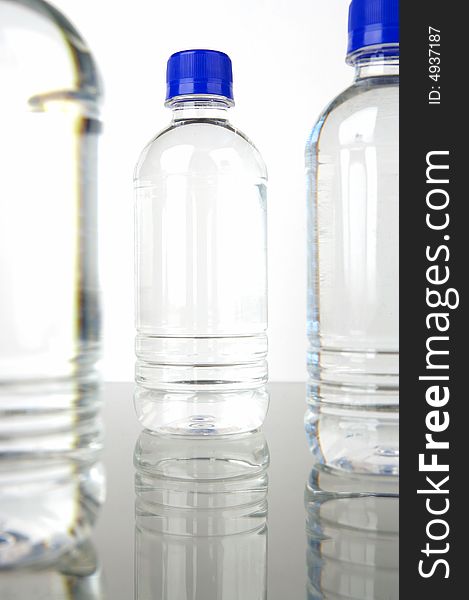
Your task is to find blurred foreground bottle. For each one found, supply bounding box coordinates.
[0,0,102,428]
[0,405,105,567]
[0,0,104,568]
[134,49,268,435]
[306,0,399,472]
[0,538,104,598]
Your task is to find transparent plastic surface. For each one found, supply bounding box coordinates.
[0,411,105,568]
[0,538,103,597]
[0,0,102,423]
[134,98,268,434]
[306,56,399,404]
[134,385,269,435]
[306,53,399,474]
[305,387,399,476]
[305,465,398,600]
[134,430,268,599]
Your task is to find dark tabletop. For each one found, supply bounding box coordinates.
[0,383,399,599]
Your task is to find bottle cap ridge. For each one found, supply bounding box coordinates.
[166,49,234,102]
[347,0,399,59]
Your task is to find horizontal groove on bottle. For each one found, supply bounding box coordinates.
[307,346,398,392]
[135,502,268,537]
[136,493,268,514]
[136,334,267,365]
[135,361,268,390]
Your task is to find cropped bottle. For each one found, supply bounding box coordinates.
[0,2,101,439]
[306,1,399,463]
[134,50,268,434]
[0,0,103,565]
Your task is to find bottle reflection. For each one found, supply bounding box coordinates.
[134,429,269,600]
[0,387,105,568]
[305,465,398,600]
[0,537,104,599]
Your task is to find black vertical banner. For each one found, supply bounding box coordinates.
[400,2,465,596]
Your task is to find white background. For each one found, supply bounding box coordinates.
[54,0,350,382]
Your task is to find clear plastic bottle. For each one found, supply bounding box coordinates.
[0,0,102,433]
[306,2,399,439]
[134,50,268,434]
[0,407,105,567]
[0,0,104,567]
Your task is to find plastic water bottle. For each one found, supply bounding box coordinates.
[0,0,102,427]
[0,0,103,566]
[134,50,268,435]
[306,1,399,471]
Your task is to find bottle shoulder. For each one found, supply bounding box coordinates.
[1,0,102,111]
[307,77,399,150]
[135,119,267,183]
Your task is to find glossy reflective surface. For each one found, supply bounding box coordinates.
[0,383,399,598]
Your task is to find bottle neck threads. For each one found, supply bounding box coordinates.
[350,47,399,80]
[167,96,232,121]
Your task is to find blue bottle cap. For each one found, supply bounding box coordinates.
[165,49,234,103]
[347,0,399,60]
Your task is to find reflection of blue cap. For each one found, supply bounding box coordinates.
[166,49,234,102]
[347,0,399,58]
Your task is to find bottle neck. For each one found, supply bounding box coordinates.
[349,47,399,81]
[167,96,232,121]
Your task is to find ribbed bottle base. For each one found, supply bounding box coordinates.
[305,402,399,476]
[0,376,104,568]
[134,334,268,434]
[306,345,398,475]
[134,385,269,435]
